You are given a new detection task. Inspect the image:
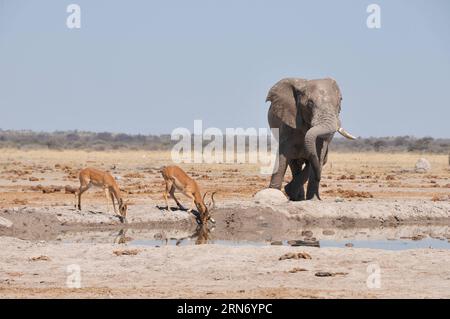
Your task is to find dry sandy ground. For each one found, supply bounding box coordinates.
[0,150,449,208]
[1,237,450,298]
[0,150,449,298]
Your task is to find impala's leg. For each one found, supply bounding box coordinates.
[110,190,118,215]
[169,185,184,210]
[163,180,173,211]
[104,187,113,214]
[110,190,124,222]
[73,192,78,209]
[77,184,90,210]
[185,193,196,213]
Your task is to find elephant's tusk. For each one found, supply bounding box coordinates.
[338,127,357,140]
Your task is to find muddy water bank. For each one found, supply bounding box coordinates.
[1,201,450,246]
[2,199,450,226]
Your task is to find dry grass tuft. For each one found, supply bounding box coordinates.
[279,252,312,260]
[113,249,140,256]
[29,255,51,262]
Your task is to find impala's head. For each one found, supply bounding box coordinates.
[118,198,128,219]
[197,191,217,225]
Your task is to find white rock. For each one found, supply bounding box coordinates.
[254,188,289,205]
[0,216,13,228]
[415,158,431,173]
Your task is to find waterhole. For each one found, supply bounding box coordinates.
[128,238,450,250]
[54,225,450,250]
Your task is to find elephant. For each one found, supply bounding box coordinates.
[266,77,356,201]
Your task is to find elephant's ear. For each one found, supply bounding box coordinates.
[266,78,307,129]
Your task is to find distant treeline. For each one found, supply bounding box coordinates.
[0,130,448,153]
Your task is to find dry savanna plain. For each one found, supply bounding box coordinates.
[1,149,450,298]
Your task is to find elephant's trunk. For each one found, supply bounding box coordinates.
[304,124,336,182]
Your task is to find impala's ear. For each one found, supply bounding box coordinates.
[266,78,307,129]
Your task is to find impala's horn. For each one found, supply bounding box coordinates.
[210,192,217,210]
[208,192,217,224]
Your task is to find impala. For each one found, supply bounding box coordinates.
[75,167,128,222]
[161,165,216,225]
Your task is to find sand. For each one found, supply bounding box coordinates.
[1,236,450,298]
[0,150,449,298]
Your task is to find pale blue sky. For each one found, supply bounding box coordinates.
[0,0,449,137]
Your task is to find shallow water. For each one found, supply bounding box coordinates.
[319,238,450,250]
[47,222,450,251]
[128,237,450,250]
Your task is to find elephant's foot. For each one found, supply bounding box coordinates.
[305,179,320,200]
[268,174,284,190]
[306,189,322,201]
[284,182,305,201]
[306,185,321,200]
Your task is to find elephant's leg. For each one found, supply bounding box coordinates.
[269,153,288,189]
[306,139,326,200]
[284,160,300,200]
[285,160,307,201]
[298,161,311,200]
[306,169,320,200]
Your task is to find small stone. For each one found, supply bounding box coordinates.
[301,230,313,238]
[113,249,140,256]
[0,216,13,228]
[315,271,348,277]
[279,252,312,260]
[322,230,335,236]
[411,235,425,241]
[288,240,320,247]
[289,267,308,273]
[345,243,354,247]
[415,158,431,173]
[270,241,283,246]
[315,272,333,277]
[29,255,50,262]
[335,197,344,203]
